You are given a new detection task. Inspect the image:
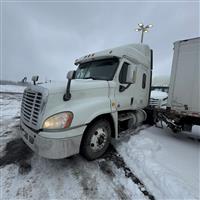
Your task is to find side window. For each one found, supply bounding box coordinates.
[119,62,129,84]
[142,73,146,89]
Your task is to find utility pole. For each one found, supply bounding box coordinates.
[135,23,153,43]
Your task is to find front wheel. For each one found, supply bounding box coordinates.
[80,119,111,160]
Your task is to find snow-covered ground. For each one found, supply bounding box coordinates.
[0,85,199,200]
[0,84,26,94]
[115,127,200,199]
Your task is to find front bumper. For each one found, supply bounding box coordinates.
[20,121,86,159]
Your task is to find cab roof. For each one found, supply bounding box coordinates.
[75,43,151,67]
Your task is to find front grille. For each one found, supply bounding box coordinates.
[150,98,160,106]
[21,89,43,128]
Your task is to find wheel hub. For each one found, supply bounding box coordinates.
[90,128,107,151]
[97,135,104,145]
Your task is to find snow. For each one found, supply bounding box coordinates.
[0,94,21,122]
[150,90,168,99]
[1,154,147,200]
[1,85,200,200]
[115,126,200,199]
[0,85,26,94]
[0,93,22,144]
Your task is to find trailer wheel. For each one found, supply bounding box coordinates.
[80,119,111,160]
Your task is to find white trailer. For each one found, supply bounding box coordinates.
[147,38,200,132]
[168,37,200,114]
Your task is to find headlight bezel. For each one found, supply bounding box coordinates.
[42,111,73,131]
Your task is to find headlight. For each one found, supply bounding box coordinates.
[42,112,73,130]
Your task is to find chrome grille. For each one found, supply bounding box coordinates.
[150,98,160,106]
[21,89,43,128]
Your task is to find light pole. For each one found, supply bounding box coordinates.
[135,23,153,43]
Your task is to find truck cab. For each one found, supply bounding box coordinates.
[20,43,152,160]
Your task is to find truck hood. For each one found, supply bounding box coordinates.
[41,79,109,94]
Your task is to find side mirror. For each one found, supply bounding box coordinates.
[67,70,76,80]
[125,66,136,84]
[32,75,39,85]
[63,70,75,101]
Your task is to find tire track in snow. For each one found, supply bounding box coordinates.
[98,159,131,200]
[102,145,155,200]
[69,155,132,200]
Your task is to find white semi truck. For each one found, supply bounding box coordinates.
[20,38,200,160]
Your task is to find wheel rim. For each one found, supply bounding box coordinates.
[90,128,108,151]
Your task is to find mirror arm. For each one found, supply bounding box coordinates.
[63,79,72,101]
[63,70,76,101]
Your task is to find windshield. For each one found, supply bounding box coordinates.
[75,58,119,81]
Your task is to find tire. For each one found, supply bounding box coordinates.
[80,119,111,160]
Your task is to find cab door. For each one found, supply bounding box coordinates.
[114,58,137,111]
[134,64,150,108]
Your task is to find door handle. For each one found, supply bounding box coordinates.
[130,97,134,105]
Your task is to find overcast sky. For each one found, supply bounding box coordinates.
[1,1,199,82]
